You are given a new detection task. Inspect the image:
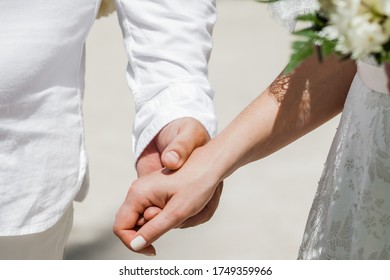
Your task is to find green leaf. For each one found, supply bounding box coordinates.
[382,52,390,63]
[293,29,322,40]
[296,13,327,29]
[296,13,319,22]
[284,40,315,74]
[321,39,337,56]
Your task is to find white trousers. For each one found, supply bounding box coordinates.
[0,206,73,260]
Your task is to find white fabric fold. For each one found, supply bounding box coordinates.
[357,61,389,95]
[0,0,217,236]
[115,0,218,161]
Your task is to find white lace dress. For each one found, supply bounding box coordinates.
[270,0,390,259]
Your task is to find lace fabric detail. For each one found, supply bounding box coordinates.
[298,75,390,259]
[268,0,319,31]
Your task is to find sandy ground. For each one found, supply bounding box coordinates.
[65,0,340,259]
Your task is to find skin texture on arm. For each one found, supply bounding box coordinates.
[113,53,357,255]
[215,53,357,179]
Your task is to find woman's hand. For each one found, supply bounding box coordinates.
[113,147,223,256]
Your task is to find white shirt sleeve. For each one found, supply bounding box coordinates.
[115,0,217,161]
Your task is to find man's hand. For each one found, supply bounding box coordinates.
[136,117,209,176]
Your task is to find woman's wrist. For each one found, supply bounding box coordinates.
[196,135,244,183]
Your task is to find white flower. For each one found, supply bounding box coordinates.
[340,15,387,59]
[365,0,390,16]
[319,0,390,60]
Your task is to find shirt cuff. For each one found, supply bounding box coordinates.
[132,84,217,162]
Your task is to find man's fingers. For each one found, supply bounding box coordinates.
[179,182,223,228]
[160,118,209,170]
[136,141,163,177]
[143,206,162,221]
[129,203,187,252]
[136,206,162,226]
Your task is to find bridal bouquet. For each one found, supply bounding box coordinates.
[262,0,390,73]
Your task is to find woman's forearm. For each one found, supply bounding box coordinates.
[116,52,357,253]
[205,53,357,181]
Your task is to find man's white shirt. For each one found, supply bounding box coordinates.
[0,0,216,236]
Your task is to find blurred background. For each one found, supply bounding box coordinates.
[65,0,340,259]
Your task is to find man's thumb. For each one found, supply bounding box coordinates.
[161,123,209,170]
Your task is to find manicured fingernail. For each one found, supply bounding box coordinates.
[165,151,180,165]
[130,236,146,251]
